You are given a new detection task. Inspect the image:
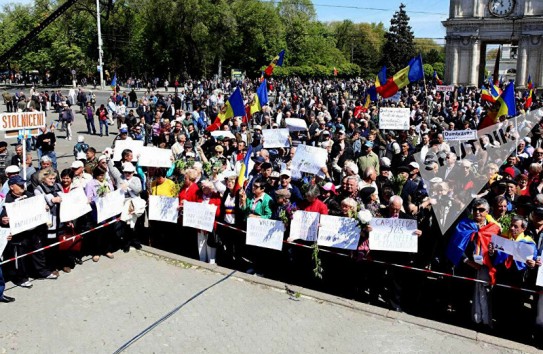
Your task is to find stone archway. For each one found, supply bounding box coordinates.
[443,0,543,87]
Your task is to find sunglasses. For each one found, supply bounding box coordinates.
[473,207,487,213]
[252,185,262,189]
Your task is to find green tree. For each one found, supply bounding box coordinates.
[380,3,416,73]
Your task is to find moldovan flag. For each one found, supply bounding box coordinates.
[207,87,245,132]
[111,73,117,88]
[527,75,534,90]
[433,70,443,85]
[497,82,517,118]
[481,85,501,103]
[376,55,424,98]
[375,66,387,87]
[250,79,268,115]
[236,145,253,193]
[525,75,534,109]
[264,50,285,76]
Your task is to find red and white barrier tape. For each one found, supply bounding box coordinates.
[2,213,540,295]
[0,218,120,266]
[213,220,543,295]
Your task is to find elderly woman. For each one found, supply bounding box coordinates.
[34,167,63,272]
[218,174,244,265]
[85,166,115,262]
[195,180,221,264]
[300,184,329,215]
[446,198,501,328]
[239,177,272,219]
[1,175,58,287]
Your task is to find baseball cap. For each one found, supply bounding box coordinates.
[122,162,135,173]
[5,165,20,174]
[8,175,26,186]
[321,182,337,195]
[280,170,291,177]
[409,162,420,170]
[71,161,84,169]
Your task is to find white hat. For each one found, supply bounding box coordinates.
[254,125,262,131]
[98,155,108,162]
[524,137,531,144]
[280,170,291,177]
[122,162,135,173]
[71,161,84,169]
[380,157,391,167]
[5,165,20,174]
[409,162,420,169]
[77,135,85,143]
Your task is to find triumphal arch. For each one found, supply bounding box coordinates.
[443,0,543,87]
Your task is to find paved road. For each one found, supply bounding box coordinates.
[0,249,519,353]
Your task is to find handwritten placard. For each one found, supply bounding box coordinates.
[138,146,173,168]
[537,258,543,287]
[5,195,49,235]
[369,218,418,252]
[291,144,327,175]
[436,85,455,92]
[95,190,125,223]
[379,108,410,130]
[491,235,536,262]
[443,130,477,141]
[246,217,285,251]
[0,228,9,256]
[183,201,217,232]
[317,215,361,250]
[285,118,308,132]
[59,188,92,222]
[113,140,144,161]
[289,211,320,242]
[148,195,179,223]
[262,128,290,148]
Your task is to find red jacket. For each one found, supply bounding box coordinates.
[178,182,200,205]
[300,199,329,215]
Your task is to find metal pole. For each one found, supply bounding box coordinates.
[96,0,105,90]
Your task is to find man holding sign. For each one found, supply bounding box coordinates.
[1,176,58,288]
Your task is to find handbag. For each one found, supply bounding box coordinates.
[58,226,82,252]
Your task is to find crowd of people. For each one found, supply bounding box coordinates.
[1,76,543,347]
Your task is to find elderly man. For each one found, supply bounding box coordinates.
[71,160,92,189]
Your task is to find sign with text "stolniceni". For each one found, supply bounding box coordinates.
[0,111,46,131]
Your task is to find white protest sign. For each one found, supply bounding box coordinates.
[5,195,49,235]
[369,218,418,252]
[95,190,125,223]
[148,195,179,223]
[443,130,477,141]
[491,235,536,263]
[436,85,455,92]
[317,215,361,250]
[138,146,173,168]
[211,130,235,140]
[246,217,285,251]
[537,261,543,287]
[379,108,410,130]
[289,211,320,242]
[59,188,92,222]
[291,144,327,175]
[113,140,144,161]
[0,228,9,256]
[285,118,308,132]
[262,128,290,148]
[183,201,217,233]
[276,111,283,126]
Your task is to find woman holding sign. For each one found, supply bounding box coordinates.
[85,167,115,262]
[194,181,221,264]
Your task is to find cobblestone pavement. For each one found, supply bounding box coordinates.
[0,250,520,353]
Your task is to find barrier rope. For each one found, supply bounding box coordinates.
[1,213,541,295]
[0,218,120,266]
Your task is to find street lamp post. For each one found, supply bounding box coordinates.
[96,0,105,89]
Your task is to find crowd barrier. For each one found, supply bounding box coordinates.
[2,215,541,295]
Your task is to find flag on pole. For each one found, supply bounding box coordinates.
[376,55,424,98]
[235,145,253,193]
[527,75,534,90]
[264,50,285,76]
[375,66,387,87]
[250,80,268,115]
[497,82,517,118]
[433,70,443,85]
[207,87,245,132]
[111,73,117,88]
